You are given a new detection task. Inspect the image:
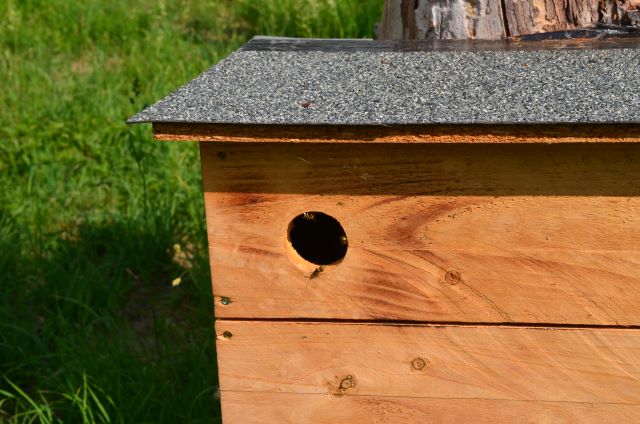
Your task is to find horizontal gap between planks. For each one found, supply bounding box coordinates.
[215,317,640,330]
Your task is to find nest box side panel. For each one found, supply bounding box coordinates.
[200,141,640,325]
[215,321,640,423]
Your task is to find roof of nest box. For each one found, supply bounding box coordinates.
[128,35,640,126]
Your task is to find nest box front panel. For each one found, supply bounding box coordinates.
[200,142,640,325]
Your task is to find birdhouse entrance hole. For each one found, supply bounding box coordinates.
[287,212,348,266]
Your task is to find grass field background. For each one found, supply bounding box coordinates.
[0,1,382,422]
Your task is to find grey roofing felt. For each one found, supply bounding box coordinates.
[128,36,640,125]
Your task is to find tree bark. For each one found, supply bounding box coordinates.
[376,0,640,40]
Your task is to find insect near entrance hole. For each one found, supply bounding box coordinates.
[287,212,348,266]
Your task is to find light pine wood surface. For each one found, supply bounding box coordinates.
[197,140,640,421]
[216,321,640,423]
[221,392,640,424]
[202,142,640,324]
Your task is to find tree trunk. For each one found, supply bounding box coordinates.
[376,0,640,40]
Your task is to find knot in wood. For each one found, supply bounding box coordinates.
[445,270,462,285]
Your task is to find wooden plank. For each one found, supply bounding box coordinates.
[202,142,640,324]
[221,392,640,423]
[154,123,640,144]
[244,35,640,52]
[215,321,640,408]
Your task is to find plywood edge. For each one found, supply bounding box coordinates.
[220,391,640,424]
[154,123,640,143]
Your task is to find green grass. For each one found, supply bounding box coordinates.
[0,0,383,422]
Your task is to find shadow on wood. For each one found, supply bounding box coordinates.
[201,142,640,196]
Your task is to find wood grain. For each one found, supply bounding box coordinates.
[376,0,639,41]
[202,142,640,324]
[216,321,640,423]
[377,0,506,40]
[154,123,640,144]
[220,392,640,424]
[503,0,598,37]
[244,35,640,52]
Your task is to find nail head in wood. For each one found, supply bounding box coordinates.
[412,357,428,370]
[339,375,355,390]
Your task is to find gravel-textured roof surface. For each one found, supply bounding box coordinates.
[128,36,640,125]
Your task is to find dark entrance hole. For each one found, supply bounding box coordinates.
[288,212,348,265]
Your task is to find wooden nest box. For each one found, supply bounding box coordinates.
[130,36,640,422]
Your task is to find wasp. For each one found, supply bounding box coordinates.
[309,265,325,279]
